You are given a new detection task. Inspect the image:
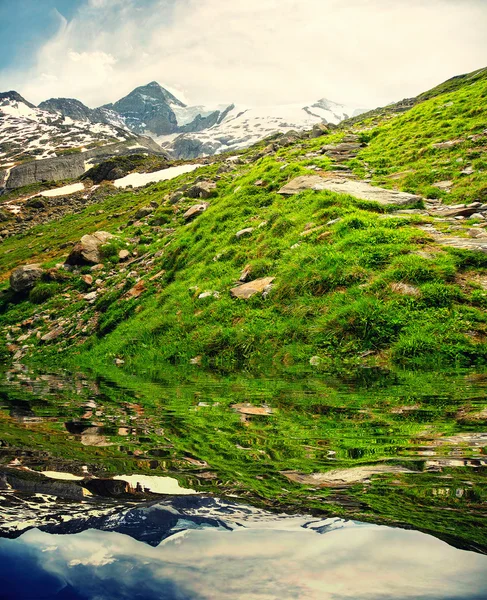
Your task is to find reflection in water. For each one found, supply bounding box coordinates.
[1,364,487,556]
[1,496,487,600]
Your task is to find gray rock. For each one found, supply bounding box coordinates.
[279,176,422,206]
[65,231,115,265]
[134,206,154,219]
[10,264,43,292]
[183,203,209,221]
[236,227,254,239]
[230,277,275,299]
[186,181,216,199]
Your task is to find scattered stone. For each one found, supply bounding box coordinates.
[433,180,453,191]
[230,277,275,299]
[183,203,209,221]
[189,356,202,365]
[25,197,46,209]
[231,403,274,416]
[310,123,329,138]
[114,358,125,366]
[10,264,43,292]
[281,465,419,486]
[254,179,264,186]
[279,176,422,206]
[390,282,421,296]
[236,227,254,239]
[126,280,146,298]
[309,356,321,366]
[134,206,154,219]
[41,327,64,342]
[65,231,114,265]
[198,291,220,299]
[83,291,97,302]
[239,264,252,282]
[432,139,464,149]
[186,181,216,199]
[118,249,130,261]
[82,274,93,286]
[168,191,184,204]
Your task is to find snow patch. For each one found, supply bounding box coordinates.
[113,164,201,188]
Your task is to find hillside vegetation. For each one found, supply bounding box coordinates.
[1,68,487,376]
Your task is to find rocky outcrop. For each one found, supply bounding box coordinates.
[10,264,44,292]
[6,155,87,190]
[230,277,275,299]
[183,203,209,221]
[65,231,114,265]
[187,181,217,199]
[279,176,422,206]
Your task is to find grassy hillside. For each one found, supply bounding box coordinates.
[1,68,487,375]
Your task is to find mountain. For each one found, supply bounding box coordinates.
[39,97,126,129]
[0,91,137,168]
[0,81,366,175]
[161,98,366,159]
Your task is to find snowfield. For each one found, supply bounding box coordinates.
[113,163,201,188]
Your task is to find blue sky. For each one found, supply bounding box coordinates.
[0,0,486,109]
[0,1,85,70]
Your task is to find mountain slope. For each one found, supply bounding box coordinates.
[39,97,126,129]
[1,67,487,376]
[0,92,136,169]
[161,98,365,159]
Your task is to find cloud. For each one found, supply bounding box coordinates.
[0,0,486,108]
[1,523,487,600]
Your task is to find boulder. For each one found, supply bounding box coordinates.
[10,264,43,292]
[65,231,114,265]
[279,176,422,206]
[186,181,216,199]
[183,203,209,221]
[236,227,254,239]
[25,197,46,209]
[134,206,154,219]
[230,277,275,299]
[310,123,329,138]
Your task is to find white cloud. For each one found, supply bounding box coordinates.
[1,0,486,108]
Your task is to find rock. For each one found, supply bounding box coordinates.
[6,154,87,190]
[390,282,420,296]
[183,203,209,221]
[82,274,93,285]
[0,209,10,222]
[83,292,98,302]
[134,206,154,219]
[235,227,254,238]
[126,281,146,298]
[433,180,453,190]
[254,179,264,186]
[281,465,418,486]
[189,355,202,365]
[118,249,130,260]
[279,176,422,206]
[169,191,184,204]
[309,356,321,366]
[25,197,46,209]
[231,403,274,416]
[186,181,216,199]
[41,327,64,342]
[432,139,464,149]
[230,277,275,299]
[65,231,114,265]
[10,264,43,292]
[198,291,220,299]
[310,123,329,138]
[239,264,252,282]
[278,175,329,195]
[470,213,486,220]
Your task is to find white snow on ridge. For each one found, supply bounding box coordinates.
[113,163,201,188]
[40,183,85,197]
[170,101,230,127]
[161,99,367,158]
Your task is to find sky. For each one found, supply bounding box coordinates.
[1,523,487,599]
[0,0,486,109]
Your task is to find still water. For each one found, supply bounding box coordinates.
[0,364,486,598]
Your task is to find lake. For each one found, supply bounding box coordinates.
[0,364,486,598]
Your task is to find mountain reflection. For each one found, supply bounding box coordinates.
[0,497,486,600]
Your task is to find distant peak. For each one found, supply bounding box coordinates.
[0,90,35,108]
